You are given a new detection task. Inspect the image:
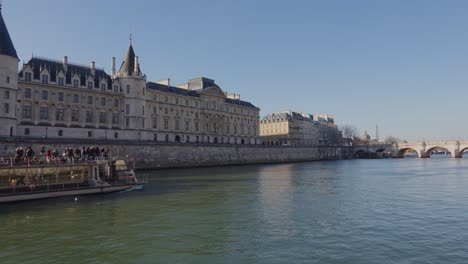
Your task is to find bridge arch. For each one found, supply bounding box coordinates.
[396,148,419,158]
[354,149,366,158]
[423,146,452,158]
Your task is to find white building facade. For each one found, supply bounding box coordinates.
[0,6,260,144]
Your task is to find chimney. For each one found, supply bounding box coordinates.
[63,56,68,71]
[90,61,96,73]
[134,56,139,73]
[111,57,116,77]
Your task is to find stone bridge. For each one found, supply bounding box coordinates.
[352,141,468,158]
[396,141,468,158]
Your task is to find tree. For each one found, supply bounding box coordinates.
[340,125,359,140]
[384,136,403,144]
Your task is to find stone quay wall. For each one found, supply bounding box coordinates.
[0,139,347,169]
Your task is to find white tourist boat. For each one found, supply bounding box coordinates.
[0,158,144,203]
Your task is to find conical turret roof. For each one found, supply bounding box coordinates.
[0,5,19,60]
[119,43,138,75]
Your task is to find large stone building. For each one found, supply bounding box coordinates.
[260,111,341,146]
[260,111,319,146]
[0,6,260,144]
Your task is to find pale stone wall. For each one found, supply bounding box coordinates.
[0,141,333,169]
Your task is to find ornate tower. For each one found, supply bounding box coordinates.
[0,4,19,137]
[117,39,147,133]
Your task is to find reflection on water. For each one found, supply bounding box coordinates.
[1,160,468,263]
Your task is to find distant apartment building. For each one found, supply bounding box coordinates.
[260,111,318,146]
[0,6,260,144]
[260,111,341,146]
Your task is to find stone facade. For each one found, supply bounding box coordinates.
[0,7,260,145]
[260,111,319,146]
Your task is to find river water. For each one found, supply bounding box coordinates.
[1,159,468,263]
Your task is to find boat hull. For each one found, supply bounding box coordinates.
[0,185,142,203]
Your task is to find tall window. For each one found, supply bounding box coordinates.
[152,107,157,114]
[42,90,48,100]
[101,83,106,91]
[164,119,169,129]
[175,98,179,104]
[58,130,63,137]
[185,120,190,131]
[25,72,32,81]
[40,107,49,120]
[86,111,93,123]
[112,113,119,125]
[101,97,106,106]
[99,112,107,124]
[142,106,145,115]
[164,96,168,103]
[114,85,119,93]
[58,92,64,101]
[73,79,79,88]
[58,77,64,86]
[4,103,9,114]
[87,81,93,89]
[56,108,64,121]
[22,106,32,118]
[152,118,157,129]
[24,88,31,98]
[175,119,180,130]
[142,87,145,96]
[73,94,79,103]
[41,75,48,84]
[126,118,129,128]
[126,104,130,114]
[72,110,79,122]
[113,99,119,107]
[87,96,93,105]
[126,85,130,94]
[4,91,10,99]
[195,122,199,132]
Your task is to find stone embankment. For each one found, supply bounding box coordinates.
[0,139,347,169]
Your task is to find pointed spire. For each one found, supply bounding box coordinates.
[0,2,19,60]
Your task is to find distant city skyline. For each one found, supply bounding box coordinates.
[4,0,468,141]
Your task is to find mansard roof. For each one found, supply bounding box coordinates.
[147,82,200,97]
[147,81,258,109]
[0,6,19,59]
[262,111,312,122]
[19,57,113,89]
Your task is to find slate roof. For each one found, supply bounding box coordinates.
[262,111,311,122]
[119,44,141,76]
[19,57,113,90]
[0,6,18,59]
[147,82,199,97]
[148,81,258,109]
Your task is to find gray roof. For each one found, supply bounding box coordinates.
[0,6,18,59]
[19,57,113,89]
[148,81,258,109]
[119,44,140,75]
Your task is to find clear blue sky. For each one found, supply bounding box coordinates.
[3,0,468,141]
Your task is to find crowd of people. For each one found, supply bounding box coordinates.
[11,146,111,165]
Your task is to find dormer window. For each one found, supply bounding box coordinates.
[87,81,93,89]
[113,85,119,93]
[58,77,64,86]
[25,72,32,82]
[101,83,107,91]
[73,79,79,88]
[41,75,48,84]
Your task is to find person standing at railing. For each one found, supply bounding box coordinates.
[46,149,52,164]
